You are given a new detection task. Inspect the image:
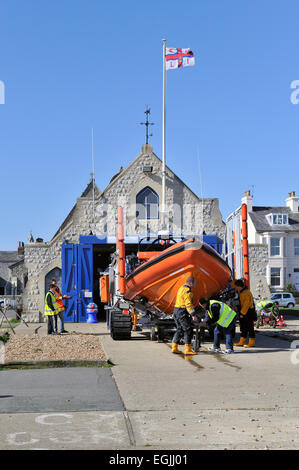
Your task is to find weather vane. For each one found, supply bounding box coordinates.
[140,105,154,144]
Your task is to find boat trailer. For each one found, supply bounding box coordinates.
[101,207,230,348]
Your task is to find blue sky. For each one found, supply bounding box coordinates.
[1,0,299,250]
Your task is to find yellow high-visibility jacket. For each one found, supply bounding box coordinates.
[174,285,195,314]
[230,281,254,315]
[44,291,59,317]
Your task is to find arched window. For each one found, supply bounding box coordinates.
[136,187,159,220]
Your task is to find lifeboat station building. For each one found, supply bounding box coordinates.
[15,144,226,322]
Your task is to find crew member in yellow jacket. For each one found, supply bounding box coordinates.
[229,279,257,348]
[172,276,197,355]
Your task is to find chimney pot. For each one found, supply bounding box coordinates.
[286,191,299,212]
[17,241,24,255]
[241,190,253,212]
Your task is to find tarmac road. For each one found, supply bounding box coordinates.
[0,320,299,450]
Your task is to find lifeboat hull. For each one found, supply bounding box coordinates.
[125,238,232,315]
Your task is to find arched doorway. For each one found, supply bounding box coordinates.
[45,267,62,295]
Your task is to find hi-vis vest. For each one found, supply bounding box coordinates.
[208,300,236,328]
[257,301,274,311]
[53,288,65,312]
[44,291,59,316]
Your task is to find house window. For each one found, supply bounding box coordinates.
[136,187,159,220]
[294,239,299,256]
[267,213,289,226]
[270,267,281,286]
[274,214,288,225]
[270,238,280,256]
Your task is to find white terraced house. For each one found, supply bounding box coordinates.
[242,190,299,292]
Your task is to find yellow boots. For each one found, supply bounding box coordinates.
[172,343,197,355]
[234,337,255,347]
[184,344,197,355]
[171,343,182,354]
[234,337,246,347]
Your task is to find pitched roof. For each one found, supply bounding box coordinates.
[52,179,100,240]
[0,252,24,287]
[249,206,299,232]
[100,144,204,203]
[51,144,222,240]
[0,251,23,263]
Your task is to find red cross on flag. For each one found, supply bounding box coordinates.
[165,47,195,70]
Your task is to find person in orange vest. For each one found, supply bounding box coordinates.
[50,279,71,334]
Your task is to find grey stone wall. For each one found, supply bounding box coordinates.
[249,244,271,301]
[9,261,27,295]
[21,145,226,322]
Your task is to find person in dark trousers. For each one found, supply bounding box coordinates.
[172,276,197,355]
[44,285,59,335]
[199,298,237,354]
[50,279,71,334]
[229,279,257,348]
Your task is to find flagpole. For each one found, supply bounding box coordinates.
[162,38,166,230]
[91,127,95,233]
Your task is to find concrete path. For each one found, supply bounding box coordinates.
[0,319,299,450]
[0,368,124,413]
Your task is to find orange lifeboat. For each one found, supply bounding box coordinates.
[124,237,232,315]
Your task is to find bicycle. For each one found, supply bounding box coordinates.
[0,301,29,334]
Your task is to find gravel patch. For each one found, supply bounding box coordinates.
[3,333,107,363]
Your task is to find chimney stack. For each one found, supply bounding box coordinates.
[241,190,253,212]
[18,241,24,255]
[286,191,299,212]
